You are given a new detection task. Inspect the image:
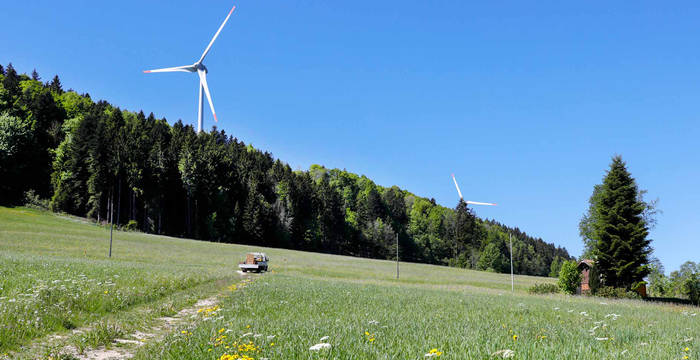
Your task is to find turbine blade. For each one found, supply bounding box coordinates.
[451,174,463,200]
[197,69,217,122]
[143,65,195,73]
[198,5,236,63]
[465,201,497,206]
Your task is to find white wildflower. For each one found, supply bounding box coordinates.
[267,335,276,340]
[491,349,515,358]
[595,337,609,341]
[309,343,331,351]
[320,335,329,341]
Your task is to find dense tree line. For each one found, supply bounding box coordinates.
[0,64,572,275]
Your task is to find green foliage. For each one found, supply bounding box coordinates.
[0,112,33,203]
[528,283,560,294]
[477,242,507,272]
[682,273,700,305]
[595,286,641,299]
[558,260,581,295]
[549,256,564,277]
[124,220,139,231]
[587,156,653,289]
[24,190,49,210]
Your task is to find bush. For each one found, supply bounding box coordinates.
[558,260,581,295]
[682,273,700,305]
[595,286,641,299]
[124,220,139,232]
[528,283,559,294]
[24,190,49,210]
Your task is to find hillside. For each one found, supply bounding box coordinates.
[1,207,696,359]
[0,63,570,276]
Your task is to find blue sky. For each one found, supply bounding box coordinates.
[3,1,699,273]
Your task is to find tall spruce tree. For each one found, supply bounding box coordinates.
[590,156,652,288]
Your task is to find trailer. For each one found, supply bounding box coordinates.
[239,252,269,273]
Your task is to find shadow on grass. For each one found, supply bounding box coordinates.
[644,296,695,306]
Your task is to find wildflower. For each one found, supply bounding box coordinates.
[512,335,518,341]
[309,343,331,351]
[104,290,109,294]
[491,349,515,358]
[425,348,443,357]
[320,335,329,341]
[219,328,226,334]
[595,337,609,341]
[684,347,690,352]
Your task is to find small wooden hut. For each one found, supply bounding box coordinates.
[577,259,594,294]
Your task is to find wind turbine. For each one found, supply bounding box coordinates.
[451,174,497,207]
[144,5,236,133]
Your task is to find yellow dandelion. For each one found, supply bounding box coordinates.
[512,334,518,341]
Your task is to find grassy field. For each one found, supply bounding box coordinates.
[0,206,698,359]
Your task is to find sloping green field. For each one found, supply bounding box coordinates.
[0,207,697,359]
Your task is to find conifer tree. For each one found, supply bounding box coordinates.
[49,75,63,94]
[591,156,652,288]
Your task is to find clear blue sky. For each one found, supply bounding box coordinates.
[3,1,699,273]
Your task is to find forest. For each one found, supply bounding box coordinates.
[0,63,572,276]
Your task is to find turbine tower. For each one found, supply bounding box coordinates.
[144,5,236,133]
[451,174,497,207]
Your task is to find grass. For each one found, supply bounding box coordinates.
[1,206,698,359]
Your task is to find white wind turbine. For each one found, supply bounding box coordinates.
[451,173,497,207]
[144,5,236,133]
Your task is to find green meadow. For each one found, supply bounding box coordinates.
[0,206,697,359]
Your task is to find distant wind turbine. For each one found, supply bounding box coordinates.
[144,5,236,133]
[451,174,497,207]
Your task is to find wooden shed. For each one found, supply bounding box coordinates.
[577,259,594,294]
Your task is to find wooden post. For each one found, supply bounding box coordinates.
[509,233,514,293]
[109,189,114,258]
[396,233,399,280]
